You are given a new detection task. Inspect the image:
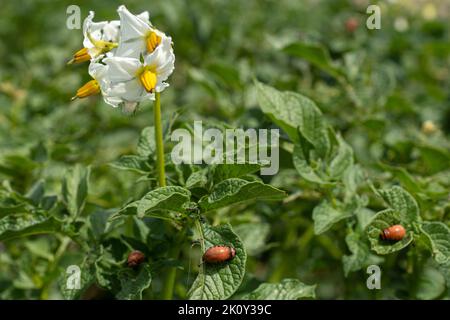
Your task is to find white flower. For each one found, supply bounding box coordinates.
[115,5,170,59]
[68,10,150,64]
[103,35,175,105]
[69,6,174,113]
[71,62,121,108]
[68,11,118,64]
[82,11,120,57]
[88,62,124,108]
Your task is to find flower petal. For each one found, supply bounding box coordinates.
[137,11,151,25]
[117,5,150,41]
[103,57,141,82]
[103,95,123,108]
[102,21,120,42]
[114,38,146,59]
[155,82,170,93]
[82,11,107,48]
[144,36,175,82]
[88,62,108,80]
[121,101,140,114]
[107,79,145,101]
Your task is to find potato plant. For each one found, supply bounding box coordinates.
[0,0,449,300]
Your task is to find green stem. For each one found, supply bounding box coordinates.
[40,236,71,299]
[337,76,362,109]
[193,219,206,289]
[161,242,181,300]
[154,92,179,299]
[161,226,187,300]
[195,219,206,253]
[154,92,166,187]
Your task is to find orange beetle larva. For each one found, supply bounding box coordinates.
[380,225,406,241]
[202,245,236,264]
[127,250,145,268]
[345,17,359,33]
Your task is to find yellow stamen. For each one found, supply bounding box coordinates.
[71,80,100,100]
[68,33,118,65]
[68,47,91,65]
[86,32,118,53]
[139,69,157,93]
[146,31,161,53]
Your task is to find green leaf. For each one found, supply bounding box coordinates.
[0,214,61,241]
[0,154,38,178]
[312,201,352,235]
[234,222,270,256]
[342,230,383,277]
[377,186,421,224]
[110,155,150,173]
[0,203,28,217]
[420,222,450,264]
[366,209,414,255]
[198,178,285,212]
[255,81,330,156]
[0,186,40,217]
[418,145,450,174]
[62,164,90,217]
[378,163,422,194]
[328,135,354,180]
[416,264,446,300]
[89,209,117,241]
[292,143,329,185]
[343,164,364,201]
[213,163,261,183]
[283,42,345,79]
[24,238,53,260]
[186,168,210,190]
[41,195,57,211]
[26,180,45,206]
[116,264,152,300]
[355,207,377,231]
[94,244,127,292]
[117,186,191,219]
[188,67,219,97]
[137,126,156,157]
[437,261,450,294]
[95,257,120,291]
[242,279,316,300]
[188,224,246,300]
[207,62,242,89]
[293,132,353,185]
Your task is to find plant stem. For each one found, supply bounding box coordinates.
[161,243,180,299]
[194,219,206,253]
[161,227,187,300]
[193,219,206,289]
[40,236,71,299]
[153,92,178,299]
[154,92,166,187]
